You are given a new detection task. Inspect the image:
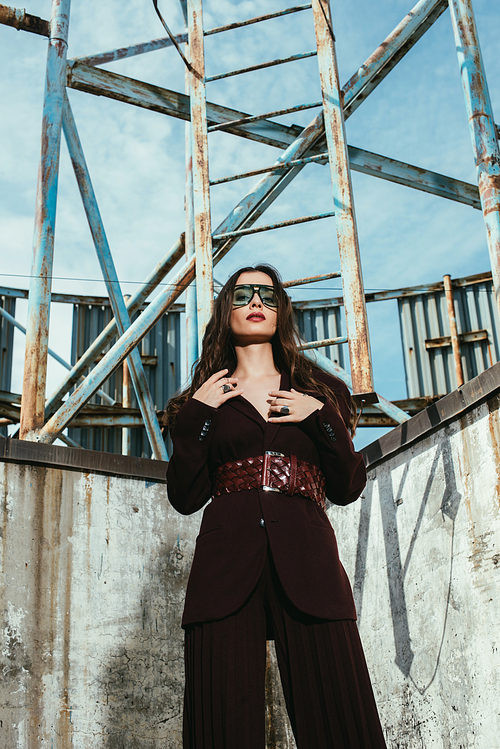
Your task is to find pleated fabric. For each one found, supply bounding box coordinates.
[183,552,386,749]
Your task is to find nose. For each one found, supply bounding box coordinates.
[249,291,263,308]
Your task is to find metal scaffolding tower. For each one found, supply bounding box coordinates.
[0,0,499,456]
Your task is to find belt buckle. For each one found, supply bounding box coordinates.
[262,451,285,493]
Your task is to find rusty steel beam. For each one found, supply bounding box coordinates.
[208,100,322,133]
[443,274,464,387]
[312,0,374,397]
[19,0,71,440]
[184,31,199,372]
[449,0,500,316]
[204,4,312,36]
[343,0,449,118]
[212,211,335,241]
[187,0,213,346]
[0,4,49,36]
[299,336,348,350]
[283,270,341,288]
[205,50,318,83]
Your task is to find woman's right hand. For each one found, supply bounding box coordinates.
[192,369,243,409]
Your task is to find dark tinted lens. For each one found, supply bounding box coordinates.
[259,286,278,308]
[233,286,253,306]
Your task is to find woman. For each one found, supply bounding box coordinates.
[165,264,386,749]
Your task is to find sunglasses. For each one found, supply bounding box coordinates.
[232,284,279,310]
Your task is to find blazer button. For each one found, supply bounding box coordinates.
[259,518,266,528]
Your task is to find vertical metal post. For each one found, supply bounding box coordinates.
[122,355,131,456]
[311,0,375,397]
[183,26,199,374]
[443,274,464,387]
[449,0,500,316]
[187,0,214,347]
[19,0,71,439]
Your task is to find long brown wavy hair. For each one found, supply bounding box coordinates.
[164,264,355,432]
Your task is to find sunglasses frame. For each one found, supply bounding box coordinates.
[232,284,279,310]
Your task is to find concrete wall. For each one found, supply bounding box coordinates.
[329,393,500,749]
[0,458,195,748]
[1,372,499,747]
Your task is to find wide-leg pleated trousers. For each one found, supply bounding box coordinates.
[183,552,387,749]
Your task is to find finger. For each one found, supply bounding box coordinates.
[268,414,293,422]
[222,388,244,400]
[268,390,294,399]
[211,369,229,383]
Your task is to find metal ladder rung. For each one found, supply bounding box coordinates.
[205,51,317,83]
[283,271,341,288]
[208,101,323,133]
[299,336,348,351]
[210,153,329,186]
[212,211,335,242]
[204,5,312,37]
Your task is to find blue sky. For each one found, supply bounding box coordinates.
[0,0,499,448]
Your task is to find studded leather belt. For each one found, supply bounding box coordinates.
[213,451,326,510]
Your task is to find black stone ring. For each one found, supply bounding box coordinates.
[222,383,232,394]
[280,405,290,415]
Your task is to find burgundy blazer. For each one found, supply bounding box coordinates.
[166,371,366,627]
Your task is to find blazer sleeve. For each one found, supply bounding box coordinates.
[297,381,366,506]
[166,397,219,515]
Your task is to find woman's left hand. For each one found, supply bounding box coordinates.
[268,388,323,423]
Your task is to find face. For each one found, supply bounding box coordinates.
[230,271,278,344]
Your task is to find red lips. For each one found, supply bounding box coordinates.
[246,312,265,321]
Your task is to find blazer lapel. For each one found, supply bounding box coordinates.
[225,395,266,432]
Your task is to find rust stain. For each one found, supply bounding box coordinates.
[487,397,500,507]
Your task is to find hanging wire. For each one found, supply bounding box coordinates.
[318,0,335,41]
[151,0,198,76]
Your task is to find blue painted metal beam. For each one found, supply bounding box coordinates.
[449,0,500,313]
[19,0,71,440]
[61,95,167,460]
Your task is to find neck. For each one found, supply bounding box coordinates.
[233,342,279,379]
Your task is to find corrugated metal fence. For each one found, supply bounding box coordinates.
[399,276,500,397]
[68,302,182,458]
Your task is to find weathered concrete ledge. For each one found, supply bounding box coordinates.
[362,360,500,469]
[0,435,168,483]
